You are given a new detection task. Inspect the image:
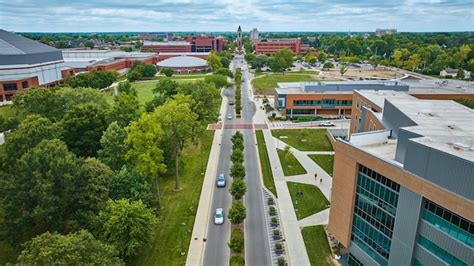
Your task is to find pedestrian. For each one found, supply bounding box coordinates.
[314,173,317,178]
[320,178,323,183]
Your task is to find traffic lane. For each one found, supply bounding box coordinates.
[203,89,234,266]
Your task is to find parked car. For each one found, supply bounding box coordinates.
[227,114,233,120]
[214,208,224,225]
[229,100,235,105]
[319,121,335,127]
[216,174,226,187]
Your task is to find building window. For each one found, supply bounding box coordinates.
[292,109,315,115]
[22,81,29,89]
[422,200,473,248]
[3,83,17,91]
[351,164,400,265]
[348,254,363,266]
[418,235,466,266]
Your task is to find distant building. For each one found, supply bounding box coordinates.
[62,50,158,74]
[156,55,209,74]
[375,28,397,37]
[249,28,259,41]
[0,29,74,102]
[440,68,471,79]
[254,38,308,55]
[142,41,192,53]
[328,90,474,266]
[184,35,227,53]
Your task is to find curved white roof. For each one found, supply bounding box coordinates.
[157,55,207,68]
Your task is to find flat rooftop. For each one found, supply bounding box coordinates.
[356,90,417,109]
[143,41,190,46]
[276,80,409,95]
[351,95,474,162]
[158,52,209,56]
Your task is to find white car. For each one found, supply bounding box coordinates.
[319,121,335,127]
[227,114,233,120]
[214,208,224,225]
[216,174,226,187]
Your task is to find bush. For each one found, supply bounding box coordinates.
[275,243,282,250]
[323,62,334,70]
[161,67,173,77]
[231,162,245,179]
[228,228,244,252]
[230,255,245,266]
[268,197,274,205]
[228,202,246,224]
[278,257,285,266]
[230,178,246,200]
[231,148,244,163]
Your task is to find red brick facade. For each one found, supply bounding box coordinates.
[255,39,302,55]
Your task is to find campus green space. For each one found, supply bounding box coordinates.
[272,129,333,151]
[132,130,213,266]
[277,149,307,176]
[308,154,334,176]
[287,182,329,220]
[252,73,318,95]
[256,130,277,197]
[302,225,334,266]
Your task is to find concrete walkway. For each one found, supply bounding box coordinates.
[298,208,331,227]
[186,92,227,265]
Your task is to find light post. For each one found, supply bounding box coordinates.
[180,222,186,256]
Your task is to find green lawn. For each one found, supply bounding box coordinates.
[302,225,334,266]
[131,130,214,266]
[277,149,307,176]
[272,129,333,151]
[252,73,318,94]
[293,70,320,75]
[287,182,329,220]
[308,155,334,176]
[256,130,277,197]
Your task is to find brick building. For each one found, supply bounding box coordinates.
[0,29,74,102]
[184,35,227,53]
[254,38,308,55]
[142,41,192,53]
[328,91,473,265]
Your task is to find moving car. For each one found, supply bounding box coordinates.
[319,121,335,127]
[214,208,224,225]
[229,100,234,105]
[216,174,226,187]
[227,114,233,120]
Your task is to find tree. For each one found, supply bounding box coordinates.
[126,112,166,207]
[228,229,244,252]
[110,83,141,127]
[305,54,317,64]
[98,122,128,171]
[231,162,245,179]
[17,230,123,265]
[84,40,94,49]
[61,103,109,157]
[0,139,80,246]
[407,53,422,72]
[204,74,230,88]
[161,67,173,77]
[13,87,64,120]
[154,99,198,190]
[73,158,113,227]
[1,115,61,168]
[228,202,246,224]
[318,51,328,63]
[231,148,244,163]
[220,56,230,68]
[66,71,118,89]
[270,49,294,72]
[322,62,333,70]
[96,199,157,257]
[109,166,155,207]
[216,67,234,78]
[230,178,246,200]
[178,81,221,125]
[153,78,178,101]
[252,55,269,71]
[127,69,142,82]
[339,63,349,76]
[207,51,223,71]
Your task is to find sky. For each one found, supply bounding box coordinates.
[0,0,473,32]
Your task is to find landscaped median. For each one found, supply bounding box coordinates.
[287,182,329,220]
[256,130,277,196]
[301,225,334,266]
[272,128,333,151]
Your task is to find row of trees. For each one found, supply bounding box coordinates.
[66,70,118,89]
[127,61,158,81]
[0,76,222,263]
[228,132,247,264]
[244,49,295,72]
[234,68,242,114]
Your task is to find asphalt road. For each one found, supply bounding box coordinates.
[202,87,235,266]
[237,55,272,265]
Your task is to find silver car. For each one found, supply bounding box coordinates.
[227,114,233,120]
[216,174,226,187]
[214,208,224,225]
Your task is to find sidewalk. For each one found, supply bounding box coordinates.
[262,129,311,266]
[186,92,227,265]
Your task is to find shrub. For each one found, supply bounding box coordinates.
[230,178,246,200]
[228,202,246,224]
[231,147,244,163]
[161,67,173,77]
[268,197,274,205]
[278,257,285,266]
[231,162,245,179]
[228,228,244,252]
